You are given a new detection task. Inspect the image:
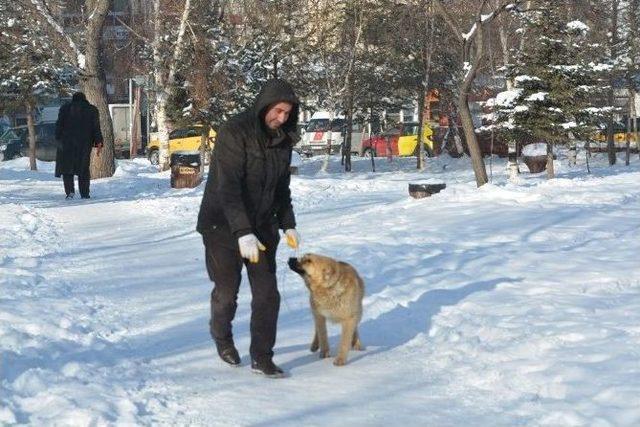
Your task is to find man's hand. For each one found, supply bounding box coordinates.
[284,229,300,249]
[238,234,266,263]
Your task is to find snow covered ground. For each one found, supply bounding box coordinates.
[1,151,639,426]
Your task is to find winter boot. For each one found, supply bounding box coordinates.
[251,359,285,378]
[216,343,240,367]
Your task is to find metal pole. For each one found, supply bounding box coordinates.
[129,78,133,157]
[146,87,150,151]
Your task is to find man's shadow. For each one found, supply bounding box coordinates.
[281,277,522,370]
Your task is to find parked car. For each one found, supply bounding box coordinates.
[0,123,58,161]
[361,127,399,157]
[0,128,24,161]
[361,122,434,157]
[147,125,216,165]
[591,121,638,151]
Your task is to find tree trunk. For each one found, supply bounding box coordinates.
[626,95,633,166]
[417,89,426,170]
[130,85,142,158]
[84,0,115,179]
[321,109,334,173]
[607,0,620,166]
[344,89,353,172]
[434,0,489,186]
[458,89,487,186]
[569,139,577,166]
[199,124,210,174]
[153,0,192,171]
[417,1,434,170]
[633,93,639,161]
[585,140,591,173]
[546,142,555,179]
[629,0,639,162]
[497,13,514,90]
[458,36,488,186]
[25,100,37,171]
[153,0,169,171]
[507,140,519,181]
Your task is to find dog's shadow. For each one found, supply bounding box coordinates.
[281,277,521,370]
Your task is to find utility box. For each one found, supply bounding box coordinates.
[170,151,202,188]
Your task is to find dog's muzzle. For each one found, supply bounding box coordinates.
[288,257,305,275]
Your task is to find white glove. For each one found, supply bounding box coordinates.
[284,229,300,249]
[238,234,266,263]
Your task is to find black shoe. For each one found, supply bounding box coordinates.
[80,195,90,199]
[251,359,286,378]
[65,192,75,200]
[217,345,240,367]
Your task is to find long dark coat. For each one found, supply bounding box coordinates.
[196,79,299,240]
[54,98,103,177]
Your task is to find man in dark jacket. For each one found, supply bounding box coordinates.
[197,79,301,378]
[55,92,103,199]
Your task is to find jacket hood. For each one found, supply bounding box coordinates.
[71,92,87,103]
[254,79,300,137]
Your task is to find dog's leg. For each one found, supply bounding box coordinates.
[312,311,330,358]
[334,318,357,366]
[352,327,364,351]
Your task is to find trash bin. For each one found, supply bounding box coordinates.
[522,155,547,173]
[170,150,202,188]
[408,183,446,199]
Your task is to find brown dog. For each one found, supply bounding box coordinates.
[288,253,364,366]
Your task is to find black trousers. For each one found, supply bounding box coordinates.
[202,225,280,362]
[63,173,90,197]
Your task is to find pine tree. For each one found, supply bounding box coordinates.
[0,2,75,170]
[494,1,599,178]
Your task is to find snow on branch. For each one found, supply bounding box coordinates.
[28,0,84,69]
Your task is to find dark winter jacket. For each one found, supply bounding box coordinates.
[54,96,103,177]
[196,79,300,239]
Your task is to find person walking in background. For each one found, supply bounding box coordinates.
[54,92,103,199]
[196,79,301,378]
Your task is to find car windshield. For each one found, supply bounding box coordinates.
[169,129,185,139]
[306,118,345,133]
[401,123,418,136]
[0,129,19,143]
[306,119,330,132]
[382,128,400,137]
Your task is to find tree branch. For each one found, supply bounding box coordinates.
[25,0,84,68]
[433,0,464,42]
[114,15,150,43]
[167,0,193,86]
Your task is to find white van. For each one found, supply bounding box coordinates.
[297,112,366,156]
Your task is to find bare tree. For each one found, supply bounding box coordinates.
[435,0,523,187]
[606,0,620,166]
[152,0,193,171]
[626,0,639,165]
[0,1,73,170]
[23,0,116,178]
